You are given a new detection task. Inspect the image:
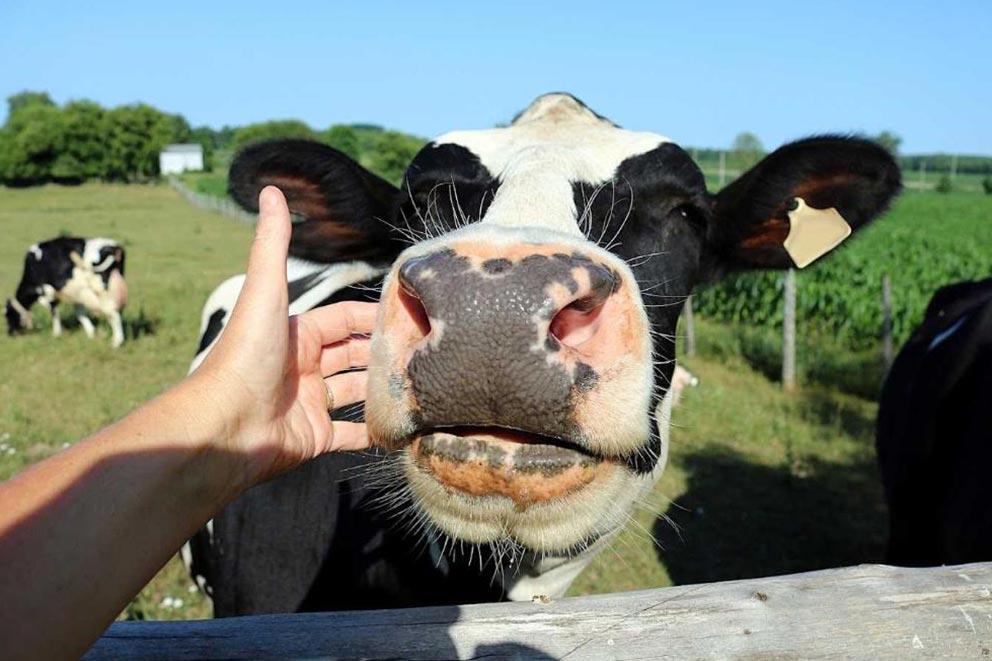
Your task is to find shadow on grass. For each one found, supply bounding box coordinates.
[654,446,887,585]
[55,307,159,341]
[797,389,877,440]
[124,307,159,340]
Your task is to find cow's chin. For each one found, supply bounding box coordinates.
[400,428,642,553]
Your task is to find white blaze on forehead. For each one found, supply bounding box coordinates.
[433,94,670,236]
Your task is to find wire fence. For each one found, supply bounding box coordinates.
[681,269,896,392]
[167,177,255,224]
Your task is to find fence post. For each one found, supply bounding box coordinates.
[683,295,696,357]
[782,269,797,391]
[718,151,726,187]
[882,274,894,370]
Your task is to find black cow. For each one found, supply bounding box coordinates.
[186,93,901,615]
[877,276,992,566]
[6,237,127,347]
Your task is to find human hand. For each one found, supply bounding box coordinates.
[187,186,375,488]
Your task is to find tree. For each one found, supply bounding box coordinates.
[213,125,237,150]
[0,104,66,184]
[731,132,764,169]
[363,130,425,185]
[0,130,10,180]
[7,91,55,115]
[104,104,183,180]
[232,120,315,150]
[55,100,108,181]
[935,174,953,193]
[323,125,361,161]
[874,131,902,156]
[0,92,200,185]
[190,126,217,171]
[983,176,992,195]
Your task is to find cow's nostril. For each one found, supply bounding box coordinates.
[399,286,431,340]
[396,256,433,340]
[550,298,606,349]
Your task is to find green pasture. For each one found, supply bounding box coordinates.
[0,184,252,620]
[0,182,971,620]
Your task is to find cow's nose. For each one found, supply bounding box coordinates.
[380,247,631,433]
[395,250,618,352]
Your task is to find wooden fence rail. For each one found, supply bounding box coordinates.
[87,562,992,659]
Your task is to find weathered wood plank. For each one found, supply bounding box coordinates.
[87,562,992,660]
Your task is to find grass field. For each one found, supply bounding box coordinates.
[3,183,889,620]
[0,183,254,619]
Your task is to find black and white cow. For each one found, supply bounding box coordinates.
[6,237,127,348]
[877,277,992,567]
[187,93,901,615]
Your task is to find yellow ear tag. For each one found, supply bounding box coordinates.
[784,198,852,268]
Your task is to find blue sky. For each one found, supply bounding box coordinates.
[1,1,989,154]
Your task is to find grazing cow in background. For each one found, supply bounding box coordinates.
[877,276,992,567]
[5,237,127,348]
[186,93,901,615]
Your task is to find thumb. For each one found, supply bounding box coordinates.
[229,186,292,329]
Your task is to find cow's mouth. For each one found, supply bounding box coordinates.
[409,426,608,508]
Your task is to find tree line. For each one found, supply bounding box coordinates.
[228,119,425,185]
[3,91,988,189]
[0,91,426,187]
[0,92,213,185]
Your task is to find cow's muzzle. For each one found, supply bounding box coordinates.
[367,239,655,509]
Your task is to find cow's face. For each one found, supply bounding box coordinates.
[228,93,900,557]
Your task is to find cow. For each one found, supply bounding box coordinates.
[877,276,992,567]
[670,365,699,407]
[5,237,127,348]
[185,93,901,615]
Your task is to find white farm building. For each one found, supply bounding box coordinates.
[159,144,204,175]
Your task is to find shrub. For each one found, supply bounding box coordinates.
[935,174,953,193]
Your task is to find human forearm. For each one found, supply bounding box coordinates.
[0,377,240,660]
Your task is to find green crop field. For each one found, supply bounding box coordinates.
[695,190,992,352]
[0,182,954,621]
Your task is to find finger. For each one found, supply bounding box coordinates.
[300,301,378,347]
[230,186,292,327]
[319,337,371,376]
[325,370,369,410]
[327,421,370,452]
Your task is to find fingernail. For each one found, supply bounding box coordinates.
[259,186,279,212]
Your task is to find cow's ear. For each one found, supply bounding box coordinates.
[708,136,901,271]
[228,139,404,265]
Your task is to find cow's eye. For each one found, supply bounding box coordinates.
[672,204,703,229]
